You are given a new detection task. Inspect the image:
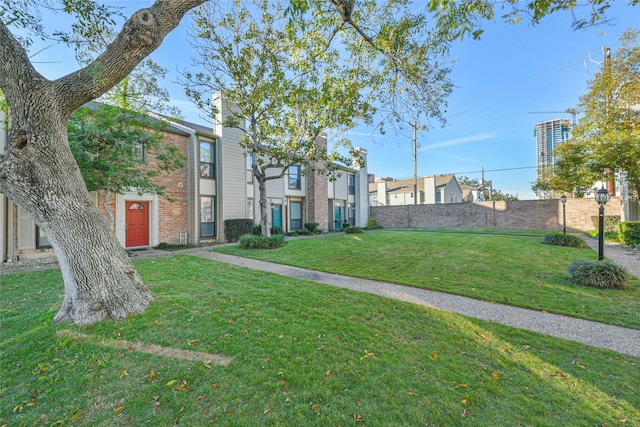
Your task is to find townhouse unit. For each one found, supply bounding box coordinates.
[369,174,463,206]
[0,97,369,263]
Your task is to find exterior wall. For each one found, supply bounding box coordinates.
[307,145,330,231]
[152,131,190,244]
[355,149,369,227]
[214,95,247,242]
[371,197,623,232]
[442,180,463,203]
[424,176,436,204]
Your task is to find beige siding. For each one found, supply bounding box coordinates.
[333,173,348,200]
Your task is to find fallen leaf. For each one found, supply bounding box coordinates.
[150,370,156,378]
[114,406,124,413]
[166,379,177,387]
[455,384,468,388]
[263,409,271,415]
[312,404,320,412]
[461,398,468,405]
[428,351,438,361]
[71,413,84,421]
[492,372,501,380]
[325,370,331,377]
[178,406,184,413]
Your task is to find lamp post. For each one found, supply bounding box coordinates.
[560,194,567,235]
[595,187,610,261]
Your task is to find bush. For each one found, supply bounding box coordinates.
[567,259,629,290]
[344,226,363,234]
[542,233,587,248]
[238,233,286,249]
[618,221,640,248]
[591,215,620,233]
[364,225,384,230]
[224,219,255,243]
[252,224,284,236]
[367,217,377,227]
[155,242,196,251]
[304,222,320,232]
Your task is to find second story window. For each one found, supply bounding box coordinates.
[289,165,301,190]
[200,141,214,178]
[246,152,253,183]
[133,143,146,162]
[348,173,355,195]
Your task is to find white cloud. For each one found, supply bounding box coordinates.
[423,131,499,151]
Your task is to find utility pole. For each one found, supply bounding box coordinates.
[413,120,417,206]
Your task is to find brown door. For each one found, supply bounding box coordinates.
[125,201,149,247]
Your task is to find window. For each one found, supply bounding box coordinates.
[200,141,215,177]
[348,203,355,226]
[246,152,253,183]
[200,196,215,238]
[348,173,355,195]
[290,201,302,230]
[289,165,301,190]
[133,143,146,162]
[247,199,254,220]
[435,192,441,203]
[36,226,51,249]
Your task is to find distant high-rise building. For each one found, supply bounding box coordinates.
[535,118,570,199]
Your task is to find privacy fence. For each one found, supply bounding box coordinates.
[370,198,623,232]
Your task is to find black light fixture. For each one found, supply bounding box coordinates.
[595,187,610,261]
[560,194,567,235]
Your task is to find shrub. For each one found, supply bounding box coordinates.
[591,215,620,233]
[367,217,377,227]
[542,233,587,248]
[224,219,255,243]
[238,233,286,249]
[285,231,299,237]
[364,225,384,230]
[344,226,363,234]
[585,229,620,243]
[567,259,629,290]
[252,224,284,236]
[155,242,195,251]
[304,222,320,232]
[618,221,640,248]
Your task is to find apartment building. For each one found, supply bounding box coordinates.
[0,97,369,263]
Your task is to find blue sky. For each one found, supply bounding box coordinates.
[20,1,640,199]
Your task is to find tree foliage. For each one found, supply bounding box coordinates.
[426,0,639,40]
[182,0,453,234]
[537,29,640,195]
[69,103,185,228]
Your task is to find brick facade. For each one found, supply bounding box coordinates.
[371,197,623,232]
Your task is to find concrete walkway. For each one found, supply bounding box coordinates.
[192,249,640,358]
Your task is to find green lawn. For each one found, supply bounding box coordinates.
[1,256,639,426]
[216,229,640,329]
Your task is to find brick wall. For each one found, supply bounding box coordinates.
[150,132,189,244]
[371,197,623,232]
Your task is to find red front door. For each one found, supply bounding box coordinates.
[126,201,149,247]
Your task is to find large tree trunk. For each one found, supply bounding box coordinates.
[3,102,152,325]
[0,1,206,325]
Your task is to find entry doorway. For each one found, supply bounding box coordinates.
[126,201,149,247]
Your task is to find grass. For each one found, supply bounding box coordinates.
[216,228,640,329]
[1,256,639,426]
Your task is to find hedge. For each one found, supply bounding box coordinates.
[224,219,255,243]
[618,221,640,247]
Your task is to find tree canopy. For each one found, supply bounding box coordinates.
[534,29,640,196]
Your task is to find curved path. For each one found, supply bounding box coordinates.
[193,249,640,358]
